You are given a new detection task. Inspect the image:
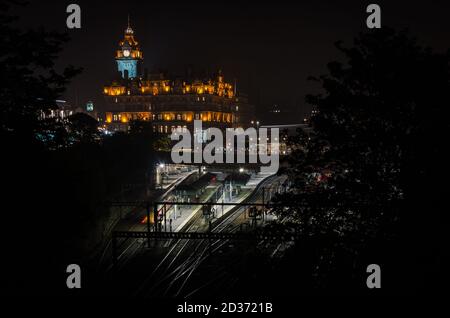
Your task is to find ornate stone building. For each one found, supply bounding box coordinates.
[103,22,254,133]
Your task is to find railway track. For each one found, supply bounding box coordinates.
[132,174,286,297]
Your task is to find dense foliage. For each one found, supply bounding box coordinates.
[269,28,448,290]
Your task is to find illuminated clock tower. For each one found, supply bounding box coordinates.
[115,17,142,79]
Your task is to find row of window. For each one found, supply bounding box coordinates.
[154,125,188,134]
[113,96,235,104]
[108,112,235,124]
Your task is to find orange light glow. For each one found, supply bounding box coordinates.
[104,86,126,96]
[105,71,236,99]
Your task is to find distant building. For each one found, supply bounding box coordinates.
[39,100,74,121]
[259,103,303,126]
[40,99,99,123]
[260,123,311,155]
[102,21,254,133]
[86,101,94,112]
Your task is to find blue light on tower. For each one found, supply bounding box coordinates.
[115,16,142,79]
[86,100,94,112]
[117,59,137,79]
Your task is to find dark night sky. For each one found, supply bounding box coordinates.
[11,0,450,123]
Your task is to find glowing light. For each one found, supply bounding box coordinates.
[104,86,126,96]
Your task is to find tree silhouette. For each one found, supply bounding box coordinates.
[270,28,448,290]
[0,0,81,143]
[0,0,84,295]
[68,112,100,144]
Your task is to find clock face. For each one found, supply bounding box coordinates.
[123,49,130,57]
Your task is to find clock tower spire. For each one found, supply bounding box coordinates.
[115,16,142,79]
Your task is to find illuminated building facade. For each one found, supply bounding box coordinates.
[103,22,254,133]
[116,17,142,79]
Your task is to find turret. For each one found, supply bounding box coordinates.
[115,16,143,79]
